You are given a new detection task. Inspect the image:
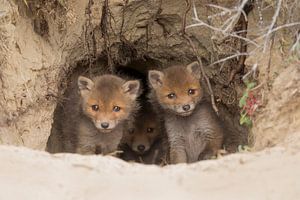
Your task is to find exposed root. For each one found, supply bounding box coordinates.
[181,0,191,34]
[266,34,275,90]
[100,0,114,73]
[85,0,97,77]
[228,1,254,83]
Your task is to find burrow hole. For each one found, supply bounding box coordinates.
[46,57,248,165]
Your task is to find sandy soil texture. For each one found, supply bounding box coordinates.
[0,144,300,200]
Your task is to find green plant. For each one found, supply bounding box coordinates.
[239,81,258,127]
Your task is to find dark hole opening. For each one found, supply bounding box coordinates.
[46,57,248,165]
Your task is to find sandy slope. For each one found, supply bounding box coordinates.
[0,145,299,200]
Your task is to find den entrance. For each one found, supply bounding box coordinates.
[46,57,248,165]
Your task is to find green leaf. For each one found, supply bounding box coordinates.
[240,114,252,126]
[243,79,249,85]
[239,93,248,108]
[239,114,246,124]
[246,82,256,90]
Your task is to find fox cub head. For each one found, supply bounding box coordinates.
[78,75,140,132]
[123,105,162,155]
[148,61,203,116]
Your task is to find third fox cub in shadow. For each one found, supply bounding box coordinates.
[120,103,168,164]
[148,61,224,164]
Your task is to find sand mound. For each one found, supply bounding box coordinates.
[1,144,300,200]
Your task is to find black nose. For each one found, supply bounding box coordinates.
[137,145,145,152]
[101,122,109,129]
[182,104,190,111]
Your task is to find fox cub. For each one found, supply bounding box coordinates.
[62,74,141,155]
[148,62,224,164]
[120,103,168,164]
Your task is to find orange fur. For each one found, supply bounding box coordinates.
[61,74,141,155]
[156,66,202,107]
[148,62,224,163]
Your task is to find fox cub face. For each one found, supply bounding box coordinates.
[78,75,140,132]
[123,107,161,154]
[148,62,203,116]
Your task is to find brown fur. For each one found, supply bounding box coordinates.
[148,62,224,164]
[119,103,168,164]
[61,74,140,155]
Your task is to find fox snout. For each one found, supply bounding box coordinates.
[170,102,196,116]
[130,135,151,154]
[93,120,118,132]
[132,142,150,154]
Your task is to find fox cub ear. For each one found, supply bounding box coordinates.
[186,61,201,79]
[78,76,94,96]
[122,80,140,100]
[148,70,164,89]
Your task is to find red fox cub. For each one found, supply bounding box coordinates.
[120,104,168,165]
[148,62,224,164]
[62,74,141,155]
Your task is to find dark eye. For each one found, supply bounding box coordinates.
[188,89,196,95]
[167,93,176,99]
[113,106,121,112]
[147,128,154,133]
[128,128,134,134]
[91,105,99,111]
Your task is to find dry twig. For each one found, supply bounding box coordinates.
[182,0,219,114]
[290,30,300,52]
[85,0,97,77]
[263,0,282,53]
[228,1,254,83]
[183,35,219,114]
[181,0,191,34]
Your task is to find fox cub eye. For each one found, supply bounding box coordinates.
[167,93,176,99]
[188,89,196,95]
[113,106,121,112]
[147,128,154,133]
[91,105,99,111]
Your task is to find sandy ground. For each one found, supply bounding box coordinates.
[0,145,299,200]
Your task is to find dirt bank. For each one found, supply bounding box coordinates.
[0,144,300,200]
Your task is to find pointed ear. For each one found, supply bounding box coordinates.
[148,70,164,89]
[78,76,94,96]
[186,61,201,79]
[122,80,140,100]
